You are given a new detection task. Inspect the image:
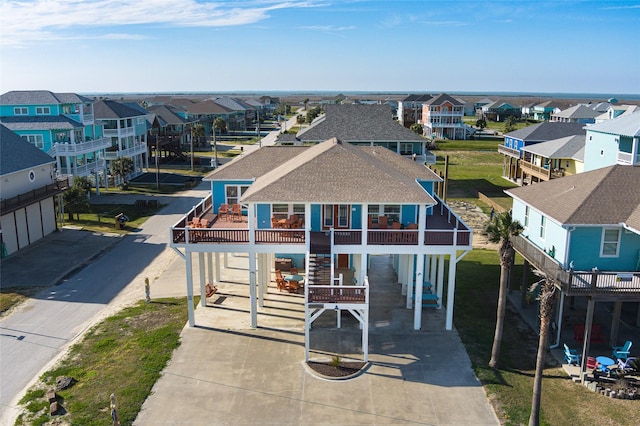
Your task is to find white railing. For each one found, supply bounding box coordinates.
[48,137,111,156]
[104,127,135,138]
[58,160,106,177]
[617,151,639,165]
[104,143,147,160]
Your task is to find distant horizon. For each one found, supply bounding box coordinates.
[81,90,640,102]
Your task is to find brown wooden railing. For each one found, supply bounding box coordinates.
[308,285,368,304]
[183,229,249,244]
[255,229,306,244]
[498,145,520,158]
[1,178,69,214]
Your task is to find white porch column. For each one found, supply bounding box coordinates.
[359,253,367,286]
[361,203,368,246]
[430,255,437,286]
[437,254,445,305]
[224,252,229,268]
[185,251,195,327]
[215,252,221,283]
[207,253,213,284]
[413,254,425,330]
[249,252,257,328]
[258,253,266,307]
[406,255,414,309]
[445,253,457,330]
[199,252,206,307]
[400,255,408,296]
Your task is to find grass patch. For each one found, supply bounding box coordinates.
[456,250,640,425]
[15,297,196,425]
[63,203,160,234]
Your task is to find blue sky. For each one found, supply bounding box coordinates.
[1,0,639,95]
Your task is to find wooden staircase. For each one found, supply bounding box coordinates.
[307,254,332,286]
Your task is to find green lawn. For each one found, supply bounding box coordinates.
[63,203,161,234]
[456,250,640,425]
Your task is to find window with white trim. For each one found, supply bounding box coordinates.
[14,107,28,115]
[272,204,304,222]
[524,206,530,227]
[36,106,50,115]
[323,205,334,227]
[23,135,44,149]
[368,204,400,224]
[601,228,620,257]
[539,216,546,240]
[225,185,249,208]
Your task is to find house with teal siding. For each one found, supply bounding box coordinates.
[0,90,110,186]
[284,104,435,164]
[93,100,149,183]
[583,111,640,172]
[505,165,640,374]
[170,138,472,361]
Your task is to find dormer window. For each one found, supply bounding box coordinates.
[36,106,50,115]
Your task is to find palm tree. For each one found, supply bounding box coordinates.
[528,272,557,426]
[484,210,524,368]
[213,118,226,168]
[190,124,205,171]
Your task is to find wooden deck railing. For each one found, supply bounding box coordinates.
[255,229,306,244]
[307,285,368,304]
[1,178,69,214]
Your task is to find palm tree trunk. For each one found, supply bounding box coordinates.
[489,263,510,367]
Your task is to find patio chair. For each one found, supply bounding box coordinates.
[612,340,632,360]
[563,344,581,365]
[218,203,229,221]
[205,283,218,298]
[276,277,287,292]
[199,218,209,228]
[231,204,242,222]
[287,280,300,293]
[289,267,298,275]
[618,357,637,373]
[271,217,280,228]
[190,217,200,227]
[378,216,388,229]
[586,356,598,370]
[391,221,401,229]
[407,223,418,229]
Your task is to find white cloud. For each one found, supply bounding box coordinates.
[0,0,319,46]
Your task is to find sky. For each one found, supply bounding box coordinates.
[1,0,639,95]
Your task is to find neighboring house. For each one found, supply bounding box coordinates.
[0,125,69,257]
[421,94,467,140]
[583,111,640,171]
[506,165,640,359]
[93,100,149,183]
[397,94,432,128]
[481,100,521,122]
[499,121,586,182]
[531,100,571,121]
[147,104,193,161]
[169,138,472,360]
[181,99,242,137]
[213,96,256,131]
[283,104,435,163]
[0,90,110,185]
[520,135,585,184]
[550,104,599,124]
[595,105,640,123]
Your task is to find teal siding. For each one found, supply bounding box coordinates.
[569,227,640,271]
[311,204,322,231]
[401,205,417,226]
[513,199,567,266]
[256,204,271,229]
[584,131,618,171]
[352,205,362,229]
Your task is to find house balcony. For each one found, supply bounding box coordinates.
[520,161,565,182]
[103,127,136,138]
[1,178,69,215]
[617,151,640,166]
[512,236,640,300]
[47,137,111,156]
[170,194,472,249]
[104,143,147,160]
[498,145,520,158]
[58,159,106,177]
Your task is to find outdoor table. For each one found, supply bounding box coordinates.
[596,356,616,374]
[284,274,304,285]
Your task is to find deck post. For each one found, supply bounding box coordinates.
[430,255,437,286]
[215,252,221,283]
[437,254,445,305]
[249,252,257,328]
[400,255,408,296]
[207,252,213,285]
[445,253,457,330]
[406,255,414,309]
[185,251,195,327]
[609,301,622,348]
[580,297,595,383]
[413,254,425,329]
[199,252,206,307]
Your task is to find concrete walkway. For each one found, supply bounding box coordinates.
[135,254,499,425]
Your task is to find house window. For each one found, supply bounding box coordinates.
[272,204,304,222]
[23,135,44,149]
[36,106,50,115]
[137,117,145,125]
[323,205,334,227]
[539,216,546,240]
[368,204,400,224]
[225,185,249,208]
[14,107,28,115]
[524,206,530,227]
[601,228,620,257]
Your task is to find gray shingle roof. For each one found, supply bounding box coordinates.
[424,93,464,106]
[0,90,92,105]
[506,165,640,230]
[0,124,54,176]
[586,111,640,137]
[505,121,586,142]
[0,115,84,130]
[296,104,424,142]
[552,104,600,120]
[93,100,146,119]
[522,135,585,160]
[185,100,233,115]
[147,105,190,125]
[209,138,440,205]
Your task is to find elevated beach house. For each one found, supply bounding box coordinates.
[506,165,640,378]
[170,139,472,360]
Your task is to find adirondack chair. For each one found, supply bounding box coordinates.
[231,204,242,222]
[218,203,229,221]
[612,340,632,360]
[563,344,581,365]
